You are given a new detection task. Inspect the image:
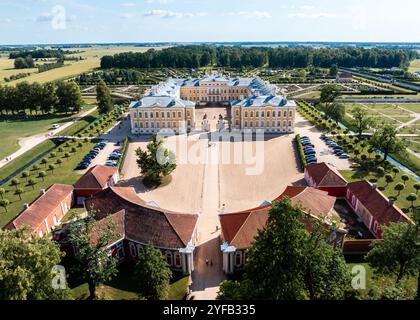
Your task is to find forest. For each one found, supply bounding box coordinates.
[100,46,417,70]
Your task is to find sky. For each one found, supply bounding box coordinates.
[1,0,420,45]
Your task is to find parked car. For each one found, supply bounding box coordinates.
[307,159,318,164]
[76,162,89,170]
[51,124,61,130]
[339,154,350,159]
[105,160,117,167]
[350,163,361,169]
[302,143,315,148]
[304,151,316,156]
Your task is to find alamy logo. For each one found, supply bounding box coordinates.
[51,265,67,290]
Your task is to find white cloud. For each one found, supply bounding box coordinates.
[0,18,12,23]
[288,12,337,19]
[120,13,136,19]
[121,2,136,7]
[145,0,174,3]
[300,5,315,10]
[143,10,200,18]
[227,11,272,19]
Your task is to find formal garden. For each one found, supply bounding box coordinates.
[297,101,419,215]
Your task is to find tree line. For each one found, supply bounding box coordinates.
[9,49,68,59]
[101,46,417,70]
[0,81,84,115]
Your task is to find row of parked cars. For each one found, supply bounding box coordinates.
[320,135,350,159]
[105,148,122,167]
[76,141,108,170]
[300,136,318,165]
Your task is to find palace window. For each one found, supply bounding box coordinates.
[272,111,276,117]
[284,111,287,117]
[140,122,143,128]
[145,112,148,118]
[129,243,137,258]
[283,121,287,127]
[161,112,165,118]
[146,123,149,128]
[236,110,239,116]
[289,121,292,127]
[150,113,153,119]
[133,112,137,118]
[187,111,190,117]
[236,120,239,126]
[139,112,143,118]
[277,111,281,117]
[151,123,154,128]
[250,111,254,117]
[178,112,182,118]
[235,252,242,267]
[157,122,160,128]
[174,253,182,268]
[290,111,293,117]
[250,121,253,127]
[134,123,138,128]
[245,121,248,127]
[172,112,176,118]
[272,121,276,127]
[165,252,173,266]
[156,112,159,118]
[167,112,170,118]
[256,111,259,117]
[261,111,265,117]
[244,111,248,117]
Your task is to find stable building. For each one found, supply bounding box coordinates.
[219,186,348,274]
[346,181,412,239]
[83,187,199,275]
[5,184,74,239]
[304,162,348,197]
[73,165,119,205]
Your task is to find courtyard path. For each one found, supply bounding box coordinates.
[0,107,97,169]
[190,139,225,300]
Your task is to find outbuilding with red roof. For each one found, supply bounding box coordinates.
[304,162,348,197]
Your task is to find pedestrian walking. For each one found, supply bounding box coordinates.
[206,259,209,266]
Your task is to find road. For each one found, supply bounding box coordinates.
[0,107,97,169]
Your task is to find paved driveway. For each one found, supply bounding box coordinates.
[295,113,352,170]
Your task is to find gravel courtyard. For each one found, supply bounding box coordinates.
[119,132,303,214]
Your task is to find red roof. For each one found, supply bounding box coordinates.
[6,184,74,232]
[347,181,412,226]
[85,187,198,249]
[305,163,347,187]
[276,186,336,220]
[220,186,339,250]
[220,208,269,250]
[74,165,117,190]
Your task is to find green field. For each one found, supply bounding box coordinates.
[0,109,120,227]
[0,106,95,160]
[70,262,188,300]
[408,59,420,74]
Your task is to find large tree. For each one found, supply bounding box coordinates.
[68,213,119,299]
[320,85,341,105]
[0,228,71,300]
[370,124,406,162]
[134,245,172,300]
[96,79,114,114]
[217,198,351,300]
[136,134,177,186]
[322,103,346,125]
[367,209,419,298]
[56,81,83,114]
[351,105,374,138]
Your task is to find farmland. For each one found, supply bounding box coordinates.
[0,46,165,85]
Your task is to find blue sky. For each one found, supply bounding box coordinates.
[1,0,420,44]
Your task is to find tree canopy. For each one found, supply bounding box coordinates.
[134,245,172,300]
[0,228,71,300]
[68,213,119,299]
[217,198,352,300]
[370,124,406,162]
[101,46,415,70]
[96,79,114,114]
[136,134,177,186]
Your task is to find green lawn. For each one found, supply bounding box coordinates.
[0,140,96,227]
[70,262,188,300]
[340,170,419,214]
[0,109,121,227]
[0,105,96,160]
[347,263,417,299]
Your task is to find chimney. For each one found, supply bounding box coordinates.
[371,183,377,190]
[23,203,29,210]
[388,198,395,207]
[255,90,260,97]
[40,189,46,195]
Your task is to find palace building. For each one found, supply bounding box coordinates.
[130,72,296,134]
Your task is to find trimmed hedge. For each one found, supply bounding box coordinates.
[295,134,307,171]
[118,137,130,174]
